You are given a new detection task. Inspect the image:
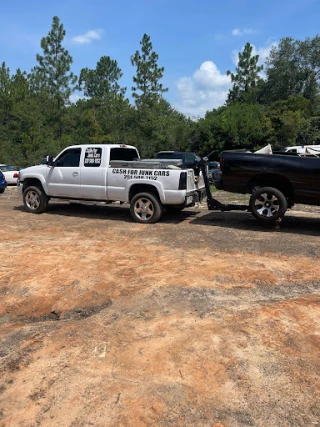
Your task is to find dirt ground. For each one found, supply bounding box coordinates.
[1,187,319,427]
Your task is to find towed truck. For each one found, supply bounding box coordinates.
[209,148,320,224]
[18,144,206,223]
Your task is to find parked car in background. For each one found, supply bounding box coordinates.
[0,170,7,193]
[284,145,320,155]
[207,161,221,184]
[0,165,20,185]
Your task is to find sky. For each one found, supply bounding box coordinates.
[0,0,319,117]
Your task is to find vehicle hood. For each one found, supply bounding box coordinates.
[20,165,49,177]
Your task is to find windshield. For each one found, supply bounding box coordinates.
[208,161,219,168]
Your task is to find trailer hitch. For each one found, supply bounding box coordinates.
[197,155,249,213]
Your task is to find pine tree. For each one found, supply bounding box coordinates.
[35,16,77,138]
[0,62,12,126]
[227,42,263,104]
[79,56,125,99]
[131,34,168,108]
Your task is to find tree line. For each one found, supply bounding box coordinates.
[0,16,320,166]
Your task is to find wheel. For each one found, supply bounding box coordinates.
[165,205,184,213]
[249,187,287,224]
[130,192,163,224]
[23,186,48,214]
[0,188,5,194]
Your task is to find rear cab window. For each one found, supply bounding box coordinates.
[110,148,139,162]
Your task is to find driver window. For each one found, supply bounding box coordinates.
[55,148,81,167]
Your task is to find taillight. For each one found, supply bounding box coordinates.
[179,172,187,190]
[13,173,19,178]
[219,157,224,171]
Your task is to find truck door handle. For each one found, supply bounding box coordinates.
[72,172,79,177]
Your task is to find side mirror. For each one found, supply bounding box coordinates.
[46,156,54,167]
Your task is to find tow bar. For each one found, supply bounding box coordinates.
[197,156,249,212]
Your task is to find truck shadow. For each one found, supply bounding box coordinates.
[13,203,320,235]
[14,202,199,224]
[190,211,320,236]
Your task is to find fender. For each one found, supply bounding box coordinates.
[19,166,50,195]
[125,179,166,203]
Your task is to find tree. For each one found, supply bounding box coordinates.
[131,33,168,108]
[79,56,125,99]
[0,62,12,127]
[227,42,264,104]
[193,103,274,154]
[263,36,320,108]
[265,95,311,148]
[35,16,77,139]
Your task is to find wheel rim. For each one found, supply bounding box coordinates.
[254,192,280,218]
[133,198,154,221]
[25,190,40,210]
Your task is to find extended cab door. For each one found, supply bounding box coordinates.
[47,148,82,197]
[80,147,107,200]
[107,147,140,201]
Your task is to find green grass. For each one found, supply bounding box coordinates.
[210,185,218,193]
[207,186,250,204]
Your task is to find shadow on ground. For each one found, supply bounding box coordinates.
[13,202,199,224]
[190,211,320,237]
[14,201,320,237]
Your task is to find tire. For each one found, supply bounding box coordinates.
[249,187,287,224]
[23,185,48,214]
[165,205,184,213]
[130,192,163,224]
[0,188,5,194]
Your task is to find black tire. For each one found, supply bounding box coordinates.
[23,185,48,214]
[249,186,287,224]
[165,205,184,213]
[130,192,163,224]
[0,188,5,194]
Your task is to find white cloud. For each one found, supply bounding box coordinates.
[232,28,255,36]
[175,41,279,117]
[194,61,231,89]
[69,93,85,104]
[71,29,104,45]
[175,61,232,117]
[252,42,278,63]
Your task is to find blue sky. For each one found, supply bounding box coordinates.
[0,0,318,116]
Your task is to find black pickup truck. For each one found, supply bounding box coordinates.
[216,151,320,223]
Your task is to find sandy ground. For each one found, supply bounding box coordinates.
[0,187,319,426]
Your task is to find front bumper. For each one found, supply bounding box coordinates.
[17,180,23,195]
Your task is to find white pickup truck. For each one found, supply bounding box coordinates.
[18,144,206,223]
